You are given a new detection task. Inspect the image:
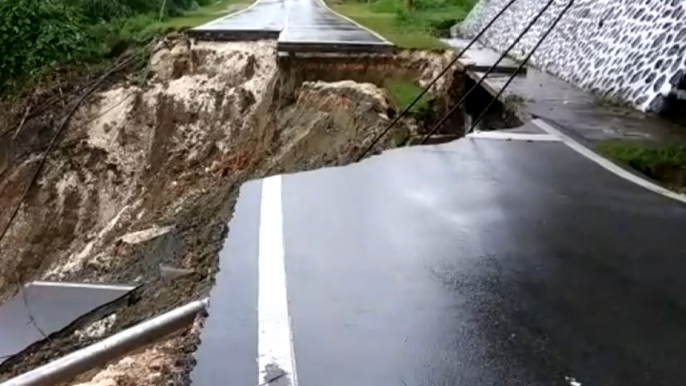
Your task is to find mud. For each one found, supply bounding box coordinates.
[0,36,462,384]
[280,50,467,134]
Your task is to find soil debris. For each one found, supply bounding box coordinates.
[0,34,459,384]
[70,324,199,386]
[73,314,118,341]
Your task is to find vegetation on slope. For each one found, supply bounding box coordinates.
[0,0,249,96]
[599,141,686,192]
[385,79,431,114]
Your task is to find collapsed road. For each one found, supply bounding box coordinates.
[4,0,686,385]
[195,122,686,386]
[0,0,464,382]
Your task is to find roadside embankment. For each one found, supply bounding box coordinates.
[0,35,464,384]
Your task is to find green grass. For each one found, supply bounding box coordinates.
[385,79,431,113]
[121,0,253,39]
[331,2,446,49]
[328,0,477,49]
[598,141,686,191]
[0,0,255,96]
[159,0,252,30]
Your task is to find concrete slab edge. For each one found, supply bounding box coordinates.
[467,131,560,142]
[188,30,280,42]
[465,65,526,75]
[278,39,391,46]
[276,41,394,54]
[532,119,686,205]
[442,39,527,75]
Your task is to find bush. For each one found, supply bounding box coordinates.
[393,0,474,36]
[369,0,400,13]
[0,0,91,91]
[75,0,133,22]
[70,0,206,22]
[0,0,209,94]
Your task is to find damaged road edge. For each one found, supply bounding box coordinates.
[0,34,463,384]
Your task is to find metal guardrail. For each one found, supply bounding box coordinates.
[1,298,208,386]
[420,0,576,144]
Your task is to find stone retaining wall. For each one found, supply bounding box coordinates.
[460,0,686,114]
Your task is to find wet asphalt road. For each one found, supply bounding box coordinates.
[192,133,686,385]
[191,0,392,50]
[190,0,284,37]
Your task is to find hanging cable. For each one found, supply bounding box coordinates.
[466,0,575,134]
[355,0,521,161]
[419,0,559,145]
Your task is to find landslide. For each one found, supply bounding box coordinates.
[0,35,457,384]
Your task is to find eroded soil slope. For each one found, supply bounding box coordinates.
[0,36,456,383]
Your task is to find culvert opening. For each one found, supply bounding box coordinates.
[462,77,524,133]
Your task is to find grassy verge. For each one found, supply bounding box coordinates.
[115,0,252,43]
[385,79,431,113]
[598,141,686,192]
[329,1,446,49]
[328,0,476,49]
[158,0,252,30]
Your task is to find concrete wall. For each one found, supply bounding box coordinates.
[460,0,686,114]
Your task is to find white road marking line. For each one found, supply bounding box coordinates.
[29,281,136,291]
[258,175,298,386]
[467,131,561,142]
[193,0,265,29]
[277,39,392,46]
[532,119,686,204]
[315,0,393,45]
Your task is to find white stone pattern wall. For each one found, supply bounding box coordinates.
[460,0,686,113]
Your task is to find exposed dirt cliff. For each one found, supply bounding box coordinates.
[0,36,460,384]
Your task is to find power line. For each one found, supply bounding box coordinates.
[0,55,140,251]
[355,0,520,161]
[420,0,573,144]
[464,0,576,136]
